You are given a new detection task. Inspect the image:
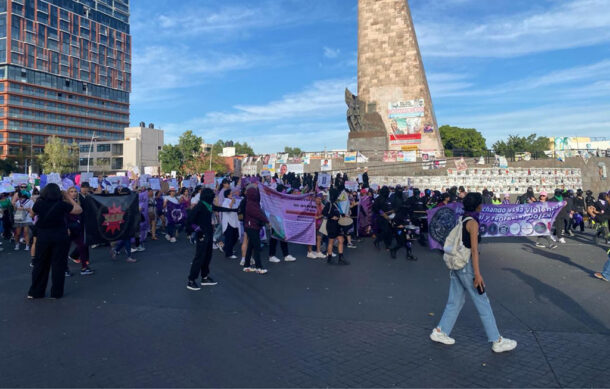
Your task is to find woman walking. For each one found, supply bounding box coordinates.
[323,188,349,265]
[430,192,517,353]
[28,184,82,299]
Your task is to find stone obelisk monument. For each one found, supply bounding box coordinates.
[347,0,444,156]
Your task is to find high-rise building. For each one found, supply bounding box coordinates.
[0,0,130,161]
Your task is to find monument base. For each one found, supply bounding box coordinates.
[347,131,388,152]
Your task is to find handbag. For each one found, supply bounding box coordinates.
[319,219,328,236]
[338,216,353,227]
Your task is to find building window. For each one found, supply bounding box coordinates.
[111,144,123,155]
[79,144,91,153]
[97,144,111,152]
[79,158,93,166]
[111,157,123,170]
[96,157,110,166]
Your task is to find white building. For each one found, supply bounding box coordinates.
[78,123,164,174]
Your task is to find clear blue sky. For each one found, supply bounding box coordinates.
[129,0,610,153]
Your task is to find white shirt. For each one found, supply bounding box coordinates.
[221,197,241,231]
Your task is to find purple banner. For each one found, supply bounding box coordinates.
[258,185,316,245]
[427,202,566,250]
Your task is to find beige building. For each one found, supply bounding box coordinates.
[78,123,164,174]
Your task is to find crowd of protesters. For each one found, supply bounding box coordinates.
[2,168,608,350]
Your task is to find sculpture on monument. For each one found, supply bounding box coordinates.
[347,0,445,156]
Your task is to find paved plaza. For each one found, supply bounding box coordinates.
[0,231,608,388]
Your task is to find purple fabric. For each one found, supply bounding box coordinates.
[426,202,567,250]
[358,195,373,236]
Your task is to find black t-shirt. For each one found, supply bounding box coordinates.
[33,199,74,229]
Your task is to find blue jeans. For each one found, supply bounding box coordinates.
[602,259,610,279]
[114,239,132,256]
[437,261,501,342]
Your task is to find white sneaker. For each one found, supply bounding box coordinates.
[243,266,256,273]
[284,255,296,262]
[535,242,545,248]
[559,238,566,244]
[170,237,176,243]
[212,243,218,250]
[307,252,318,259]
[550,235,557,242]
[137,246,145,252]
[316,251,326,258]
[256,268,268,274]
[240,258,245,266]
[230,255,238,259]
[430,329,455,345]
[131,248,138,253]
[269,256,281,263]
[492,337,517,353]
[14,244,19,251]
[331,252,337,257]
[24,245,30,251]
[165,234,171,241]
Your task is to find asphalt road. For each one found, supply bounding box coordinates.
[0,229,608,388]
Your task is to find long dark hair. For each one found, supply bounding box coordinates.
[40,183,62,202]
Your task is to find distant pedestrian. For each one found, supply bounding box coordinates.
[430,192,517,353]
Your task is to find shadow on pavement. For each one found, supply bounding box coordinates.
[522,246,596,275]
[503,267,609,334]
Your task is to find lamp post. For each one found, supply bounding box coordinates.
[209,144,213,172]
[87,133,97,173]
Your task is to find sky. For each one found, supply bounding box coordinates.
[129,0,610,153]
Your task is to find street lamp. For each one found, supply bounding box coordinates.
[87,133,98,173]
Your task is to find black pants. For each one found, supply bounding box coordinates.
[269,238,288,258]
[29,231,70,298]
[2,210,12,240]
[245,228,263,269]
[576,212,585,232]
[188,233,213,281]
[375,218,393,248]
[223,225,239,258]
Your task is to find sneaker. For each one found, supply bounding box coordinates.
[550,235,557,242]
[243,266,256,273]
[284,255,296,262]
[240,258,245,266]
[269,256,281,263]
[331,252,337,257]
[19,238,25,244]
[256,268,268,274]
[186,280,201,291]
[14,244,19,251]
[347,243,357,249]
[559,237,566,244]
[165,234,171,241]
[535,242,545,248]
[549,243,558,249]
[218,245,224,253]
[430,329,455,345]
[594,272,609,282]
[316,251,326,258]
[80,267,95,276]
[201,277,218,286]
[24,245,30,251]
[130,248,138,253]
[229,255,238,259]
[170,237,176,243]
[69,256,81,264]
[307,252,318,259]
[65,270,73,277]
[212,243,218,250]
[492,337,517,353]
[126,257,137,263]
[29,262,34,268]
[136,245,145,252]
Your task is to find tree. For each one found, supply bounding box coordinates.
[492,134,551,157]
[212,139,255,156]
[177,130,202,162]
[439,125,487,157]
[38,136,78,173]
[284,146,302,156]
[184,153,228,174]
[0,158,17,176]
[159,144,183,174]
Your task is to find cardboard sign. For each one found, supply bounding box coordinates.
[149,178,161,190]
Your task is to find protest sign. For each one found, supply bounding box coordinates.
[203,171,215,186]
[286,164,304,174]
[320,159,332,172]
[317,173,331,188]
[144,166,159,176]
[149,178,161,190]
[80,172,94,183]
[47,173,62,186]
[258,185,316,245]
[344,180,359,191]
[344,152,357,163]
[426,202,566,250]
[11,173,29,185]
[454,157,468,172]
[83,193,140,245]
[89,177,99,188]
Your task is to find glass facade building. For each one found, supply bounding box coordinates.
[0,0,130,158]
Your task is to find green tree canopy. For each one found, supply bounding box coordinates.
[0,158,17,176]
[38,136,78,174]
[439,125,487,157]
[159,144,183,174]
[178,131,202,162]
[284,146,303,156]
[212,139,255,156]
[492,134,551,157]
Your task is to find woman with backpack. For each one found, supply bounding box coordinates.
[430,192,517,353]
